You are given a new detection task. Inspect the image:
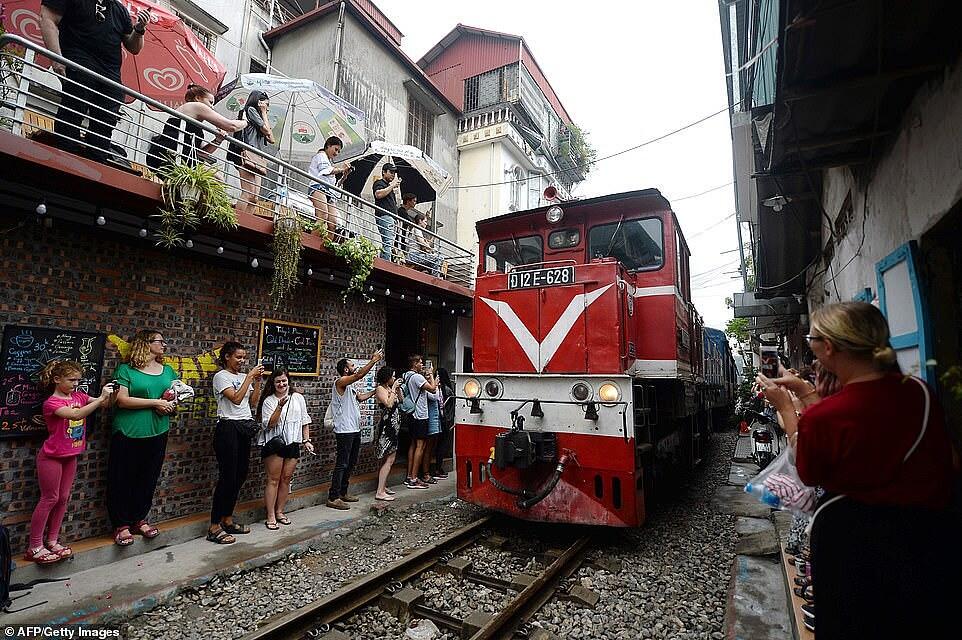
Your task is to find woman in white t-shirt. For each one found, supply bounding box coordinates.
[308,136,352,240]
[208,341,264,545]
[257,368,314,529]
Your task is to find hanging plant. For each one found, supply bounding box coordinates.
[154,160,237,247]
[324,235,378,302]
[270,213,303,308]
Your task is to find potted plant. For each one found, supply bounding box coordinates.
[324,234,378,302]
[270,211,302,308]
[154,160,237,247]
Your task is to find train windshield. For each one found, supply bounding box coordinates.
[588,218,664,271]
[484,235,544,272]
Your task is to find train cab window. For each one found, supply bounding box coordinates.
[548,229,581,250]
[484,236,544,272]
[588,218,664,271]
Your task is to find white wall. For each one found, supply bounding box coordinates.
[809,60,962,306]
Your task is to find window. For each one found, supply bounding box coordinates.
[175,11,217,51]
[548,229,580,250]
[406,98,434,154]
[588,218,664,271]
[249,58,267,74]
[510,167,525,211]
[484,236,544,273]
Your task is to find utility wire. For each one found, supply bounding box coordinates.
[450,104,734,190]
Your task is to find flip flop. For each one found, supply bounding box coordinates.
[375,495,396,501]
[385,489,397,495]
[276,516,291,525]
[265,521,280,530]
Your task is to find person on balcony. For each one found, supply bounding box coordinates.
[397,192,419,257]
[229,91,276,217]
[372,164,401,261]
[407,212,442,277]
[147,84,245,171]
[40,0,151,164]
[308,136,353,241]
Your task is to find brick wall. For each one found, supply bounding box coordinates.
[0,223,386,552]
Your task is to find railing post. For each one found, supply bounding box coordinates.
[11,49,35,138]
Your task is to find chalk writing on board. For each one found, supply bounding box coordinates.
[0,325,106,437]
[257,319,323,377]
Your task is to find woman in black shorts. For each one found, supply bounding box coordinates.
[257,368,314,529]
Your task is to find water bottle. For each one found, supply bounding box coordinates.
[745,482,781,508]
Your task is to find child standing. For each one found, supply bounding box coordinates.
[26,361,115,564]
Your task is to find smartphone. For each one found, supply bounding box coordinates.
[760,345,779,378]
[424,359,433,372]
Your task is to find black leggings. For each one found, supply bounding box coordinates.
[106,431,168,529]
[210,420,252,524]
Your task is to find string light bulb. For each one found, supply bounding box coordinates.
[307,267,313,276]
[385,288,391,296]
[185,239,194,248]
[217,246,224,254]
[35,202,47,216]
[251,258,259,268]
[138,228,148,238]
[96,215,106,226]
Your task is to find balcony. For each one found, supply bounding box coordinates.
[0,35,475,301]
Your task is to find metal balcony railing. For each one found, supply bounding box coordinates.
[0,34,475,289]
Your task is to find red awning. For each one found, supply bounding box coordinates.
[2,0,227,106]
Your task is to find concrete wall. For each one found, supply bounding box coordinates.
[269,13,461,242]
[809,60,962,307]
[455,141,503,250]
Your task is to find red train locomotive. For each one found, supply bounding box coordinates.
[454,189,719,527]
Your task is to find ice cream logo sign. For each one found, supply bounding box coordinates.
[291,121,316,144]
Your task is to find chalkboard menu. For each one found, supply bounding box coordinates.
[258,319,322,377]
[0,325,107,438]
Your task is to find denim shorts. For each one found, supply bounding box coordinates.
[309,182,338,203]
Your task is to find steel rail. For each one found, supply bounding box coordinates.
[469,535,592,640]
[240,515,494,640]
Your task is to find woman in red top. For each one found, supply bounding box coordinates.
[758,302,958,639]
[25,361,115,564]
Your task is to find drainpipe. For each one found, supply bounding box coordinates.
[258,31,272,73]
[333,1,346,92]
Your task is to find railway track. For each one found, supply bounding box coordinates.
[241,515,593,640]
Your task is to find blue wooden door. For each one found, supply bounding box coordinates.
[875,241,932,381]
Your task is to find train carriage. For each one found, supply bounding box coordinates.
[454,189,720,527]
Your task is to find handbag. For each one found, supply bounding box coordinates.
[231,118,269,176]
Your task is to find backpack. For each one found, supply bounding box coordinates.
[398,372,424,430]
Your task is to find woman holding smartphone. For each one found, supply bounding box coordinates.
[208,342,264,545]
[257,368,313,529]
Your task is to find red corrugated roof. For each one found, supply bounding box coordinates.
[418,24,573,124]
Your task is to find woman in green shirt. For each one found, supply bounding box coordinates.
[107,329,178,546]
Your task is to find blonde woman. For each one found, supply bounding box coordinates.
[758,302,958,640]
[107,330,178,546]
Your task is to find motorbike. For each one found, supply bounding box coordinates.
[745,402,781,469]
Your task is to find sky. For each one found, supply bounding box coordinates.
[391,0,743,330]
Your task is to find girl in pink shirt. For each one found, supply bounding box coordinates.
[25,361,115,564]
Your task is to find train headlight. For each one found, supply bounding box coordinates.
[484,378,503,398]
[570,381,592,402]
[598,383,621,403]
[546,205,564,223]
[463,378,481,398]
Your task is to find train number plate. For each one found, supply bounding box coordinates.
[508,266,576,290]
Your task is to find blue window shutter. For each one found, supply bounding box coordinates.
[852,287,874,303]
[875,241,932,381]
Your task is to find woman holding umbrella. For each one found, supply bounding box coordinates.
[231,91,276,217]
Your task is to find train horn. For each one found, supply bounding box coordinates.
[543,185,559,201]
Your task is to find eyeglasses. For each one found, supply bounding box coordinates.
[804,335,824,343]
[150,340,168,345]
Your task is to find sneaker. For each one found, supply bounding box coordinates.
[422,476,438,484]
[326,498,350,510]
[433,472,449,479]
[411,480,429,489]
[404,478,417,488]
[800,604,815,619]
[341,495,359,503]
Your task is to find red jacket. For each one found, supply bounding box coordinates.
[797,373,954,510]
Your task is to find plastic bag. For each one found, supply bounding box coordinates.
[405,619,440,640]
[162,380,195,403]
[744,446,816,515]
